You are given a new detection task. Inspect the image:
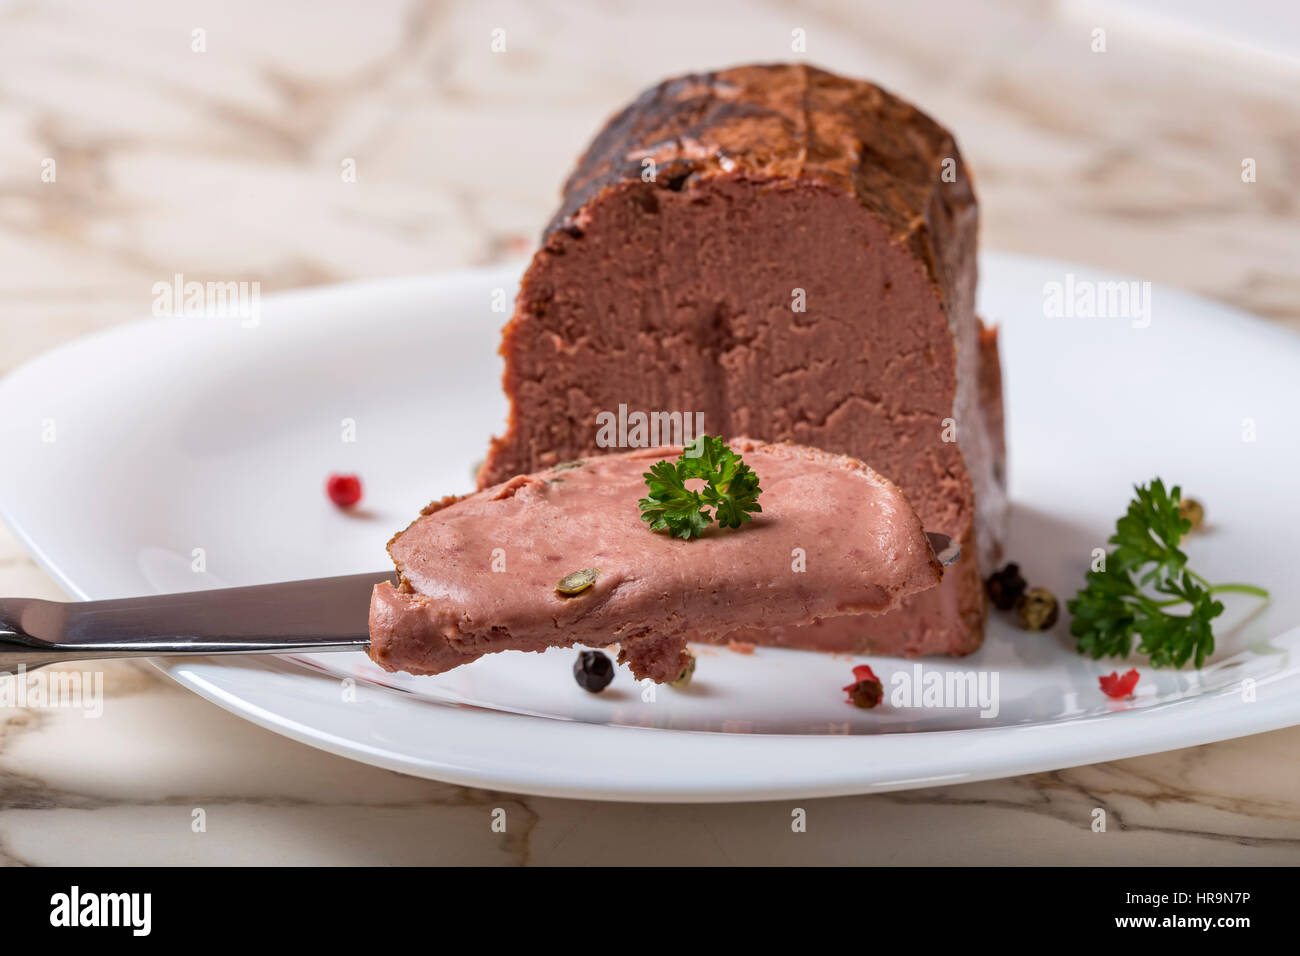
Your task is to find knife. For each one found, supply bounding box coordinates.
[0,571,387,676]
[0,533,959,675]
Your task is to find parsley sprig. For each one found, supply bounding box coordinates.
[638,436,762,540]
[1067,479,1269,668]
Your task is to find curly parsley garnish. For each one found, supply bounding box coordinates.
[1067,478,1268,669]
[637,435,762,540]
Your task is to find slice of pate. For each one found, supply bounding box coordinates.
[369,438,942,683]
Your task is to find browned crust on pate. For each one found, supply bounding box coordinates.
[977,319,1006,472]
[543,62,975,318]
[419,493,465,516]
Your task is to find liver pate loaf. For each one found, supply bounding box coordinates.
[479,63,1007,657]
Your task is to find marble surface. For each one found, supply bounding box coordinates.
[2,0,1299,864]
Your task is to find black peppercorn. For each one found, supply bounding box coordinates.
[1015,587,1059,631]
[573,650,615,692]
[986,563,1027,611]
[849,679,883,709]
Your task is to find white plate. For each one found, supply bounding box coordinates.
[2,253,1298,802]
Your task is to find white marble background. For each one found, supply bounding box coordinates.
[2,0,1299,864]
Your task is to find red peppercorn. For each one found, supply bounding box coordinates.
[1099,668,1140,699]
[848,664,879,684]
[326,473,362,508]
[843,664,884,709]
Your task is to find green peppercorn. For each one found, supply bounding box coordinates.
[556,568,598,595]
[1016,587,1059,631]
[670,652,696,688]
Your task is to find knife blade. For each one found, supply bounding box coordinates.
[0,571,389,675]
